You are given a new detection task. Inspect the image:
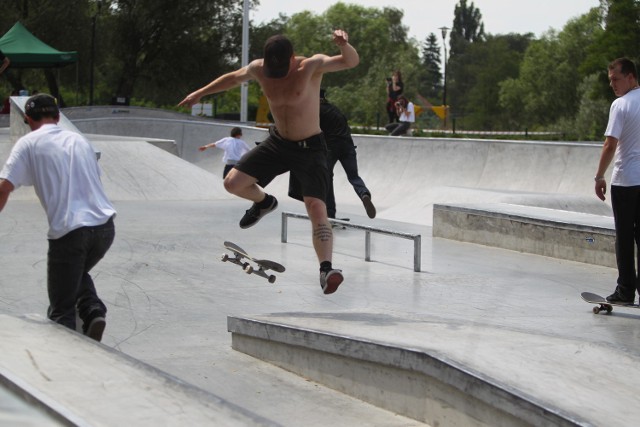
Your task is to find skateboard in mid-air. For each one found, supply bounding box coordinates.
[221,241,285,283]
[581,292,640,314]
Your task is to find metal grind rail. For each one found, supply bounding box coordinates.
[281,212,421,272]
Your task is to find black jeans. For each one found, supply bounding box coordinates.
[47,217,115,330]
[326,141,370,218]
[611,185,640,297]
[385,121,411,136]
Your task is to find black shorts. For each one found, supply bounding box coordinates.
[235,127,329,201]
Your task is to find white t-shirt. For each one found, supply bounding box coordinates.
[0,124,116,239]
[214,137,251,164]
[400,102,415,123]
[605,88,640,186]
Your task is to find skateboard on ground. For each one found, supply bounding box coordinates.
[221,241,285,283]
[581,292,640,314]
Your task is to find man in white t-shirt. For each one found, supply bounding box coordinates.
[0,94,116,341]
[199,126,251,178]
[594,57,640,304]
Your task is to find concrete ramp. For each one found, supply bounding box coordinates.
[1,101,232,202]
[344,137,610,225]
[87,135,231,201]
[0,134,230,202]
[63,108,611,226]
[0,314,278,426]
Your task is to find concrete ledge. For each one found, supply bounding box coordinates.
[228,315,583,427]
[433,203,615,268]
[0,314,278,427]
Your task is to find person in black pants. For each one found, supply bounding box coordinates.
[595,57,640,304]
[320,89,375,219]
[0,94,116,341]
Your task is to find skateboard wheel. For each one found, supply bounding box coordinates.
[593,306,600,314]
[221,254,229,262]
[606,306,613,314]
[244,264,253,274]
[268,275,276,284]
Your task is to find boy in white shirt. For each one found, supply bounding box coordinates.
[199,127,251,178]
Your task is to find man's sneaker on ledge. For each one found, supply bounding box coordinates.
[83,316,106,342]
[239,195,278,229]
[361,194,376,219]
[320,269,344,294]
[606,291,635,305]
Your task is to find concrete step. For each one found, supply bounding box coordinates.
[228,314,586,427]
[432,203,615,268]
[0,314,278,427]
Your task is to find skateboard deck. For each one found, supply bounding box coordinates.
[221,241,285,283]
[581,292,640,314]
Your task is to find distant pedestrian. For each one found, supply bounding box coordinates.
[199,127,251,178]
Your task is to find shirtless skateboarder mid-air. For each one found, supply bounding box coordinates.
[178,29,359,294]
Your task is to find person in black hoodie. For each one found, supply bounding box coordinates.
[320,89,375,219]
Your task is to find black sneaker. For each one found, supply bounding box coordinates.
[239,196,278,229]
[84,316,106,342]
[361,194,376,219]
[606,291,635,305]
[320,269,344,294]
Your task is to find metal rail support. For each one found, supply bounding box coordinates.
[281,212,421,272]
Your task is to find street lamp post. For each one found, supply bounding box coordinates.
[89,1,103,106]
[240,0,249,122]
[439,26,449,129]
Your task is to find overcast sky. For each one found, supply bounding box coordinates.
[251,0,602,43]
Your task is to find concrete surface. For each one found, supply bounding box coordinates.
[433,203,616,267]
[0,314,279,426]
[1,109,636,426]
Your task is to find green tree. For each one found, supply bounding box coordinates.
[499,9,603,130]
[570,73,611,140]
[450,0,485,57]
[102,0,252,106]
[447,0,486,124]
[418,33,442,101]
[461,33,532,130]
[582,0,640,101]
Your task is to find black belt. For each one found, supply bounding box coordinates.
[269,126,324,148]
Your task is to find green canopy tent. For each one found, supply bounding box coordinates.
[0,21,77,68]
[0,22,78,104]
